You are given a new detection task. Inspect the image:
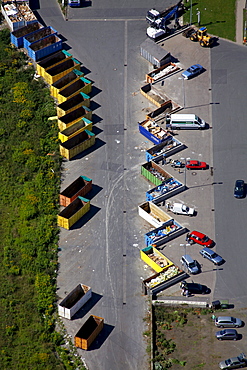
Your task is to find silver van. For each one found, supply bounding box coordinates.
[215,316,243,328]
[180,254,199,274]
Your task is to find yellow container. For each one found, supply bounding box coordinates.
[140,246,174,273]
[57,77,92,104]
[59,130,95,160]
[57,92,90,118]
[43,58,81,85]
[36,50,72,77]
[50,69,83,99]
[57,196,90,230]
[58,105,92,132]
[59,118,93,143]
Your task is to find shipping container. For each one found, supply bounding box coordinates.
[57,105,92,131]
[144,219,186,247]
[57,77,92,104]
[50,69,83,99]
[23,26,57,50]
[59,130,95,160]
[57,92,90,117]
[59,118,93,143]
[74,315,104,350]
[139,119,171,145]
[145,137,184,162]
[142,266,187,296]
[146,62,181,83]
[140,83,171,107]
[140,246,174,273]
[11,21,43,48]
[141,160,172,186]
[36,50,72,77]
[60,175,92,207]
[145,100,181,122]
[43,57,81,85]
[146,178,185,204]
[58,284,92,320]
[138,201,172,228]
[27,34,62,62]
[140,38,171,68]
[57,196,90,229]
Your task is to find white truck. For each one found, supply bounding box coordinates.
[166,202,195,216]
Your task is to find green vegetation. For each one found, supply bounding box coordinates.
[0,28,85,369]
[183,0,236,41]
[152,306,213,369]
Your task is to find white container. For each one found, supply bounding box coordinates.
[58,284,92,320]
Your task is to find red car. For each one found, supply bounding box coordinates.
[186,160,207,170]
[186,231,214,247]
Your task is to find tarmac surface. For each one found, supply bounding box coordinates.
[33,0,247,369]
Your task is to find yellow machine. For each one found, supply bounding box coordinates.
[190,26,213,47]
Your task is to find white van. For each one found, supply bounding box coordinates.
[167,114,206,129]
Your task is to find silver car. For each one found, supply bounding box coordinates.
[215,329,238,341]
[215,316,243,328]
[219,353,246,369]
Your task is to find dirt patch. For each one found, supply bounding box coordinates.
[152,305,247,369]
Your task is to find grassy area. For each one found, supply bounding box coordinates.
[183,0,236,41]
[0,28,86,369]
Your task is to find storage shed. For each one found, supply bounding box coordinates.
[140,38,171,68]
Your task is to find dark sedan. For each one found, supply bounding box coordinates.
[234,180,245,198]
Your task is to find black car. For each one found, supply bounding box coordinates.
[180,281,210,295]
[234,180,245,198]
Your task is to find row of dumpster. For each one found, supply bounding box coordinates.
[8,13,105,350]
[137,64,190,296]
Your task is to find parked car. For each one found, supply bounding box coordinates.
[215,329,238,341]
[186,231,214,247]
[219,353,246,369]
[234,179,245,198]
[180,281,210,294]
[181,64,204,79]
[186,160,207,170]
[215,316,243,328]
[180,254,200,274]
[199,247,224,265]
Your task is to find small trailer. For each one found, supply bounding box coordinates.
[166,202,195,216]
[60,175,92,207]
[58,284,92,320]
[74,315,104,350]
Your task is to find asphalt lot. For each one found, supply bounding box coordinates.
[34,0,247,369]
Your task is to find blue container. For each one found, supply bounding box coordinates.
[28,34,63,62]
[146,178,183,202]
[23,26,57,50]
[145,220,183,247]
[138,121,170,145]
[145,137,184,162]
[10,21,43,48]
